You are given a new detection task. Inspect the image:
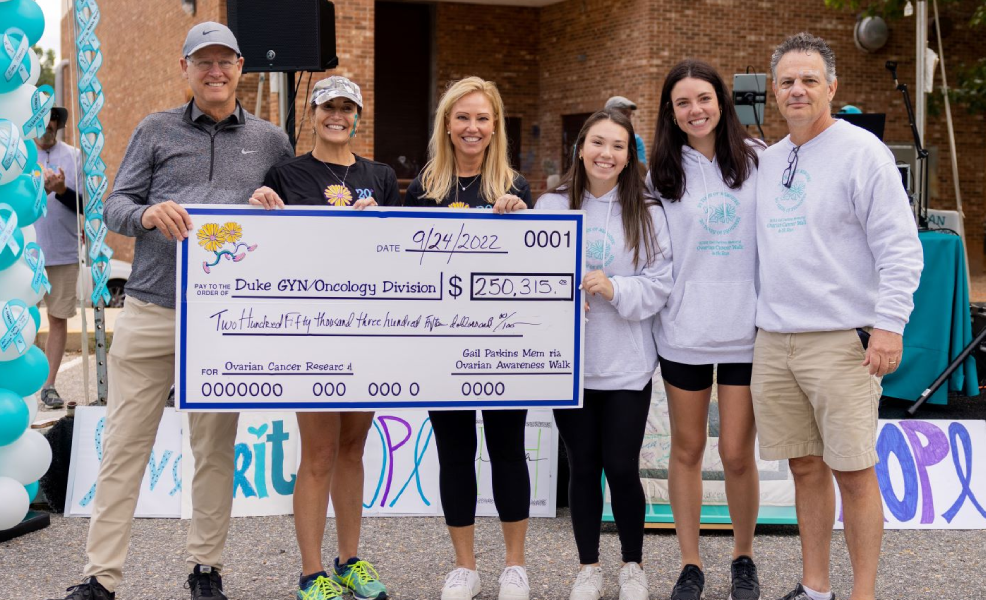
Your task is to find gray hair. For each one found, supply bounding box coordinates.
[770,32,837,84]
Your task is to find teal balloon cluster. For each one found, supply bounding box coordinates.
[0,0,54,532]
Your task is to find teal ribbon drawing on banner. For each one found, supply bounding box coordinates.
[0,120,28,173]
[24,242,52,294]
[0,203,21,256]
[2,27,29,85]
[0,299,29,354]
[24,84,55,138]
[75,0,111,302]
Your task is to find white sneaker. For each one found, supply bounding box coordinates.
[570,565,604,600]
[618,563,649,600]
[442,567,481,600]
[498,565,530,600]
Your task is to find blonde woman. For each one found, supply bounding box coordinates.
[404,77,532,600]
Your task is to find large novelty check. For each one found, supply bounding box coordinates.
[175,206,585,410]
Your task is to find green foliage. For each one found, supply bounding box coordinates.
[824,0,986,112]
[32,45,55,89]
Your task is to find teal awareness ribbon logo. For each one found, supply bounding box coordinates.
[2,27,29,84]
[24,85,55,138]
[24,242,51,295]
[0,120,27,174]
[31,168,46,217]
[0,299,29,354]
[76,0,111,304]
[0,202,21,256]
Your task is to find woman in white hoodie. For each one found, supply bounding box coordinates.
[537,109,672,600]
[646,59,764,600]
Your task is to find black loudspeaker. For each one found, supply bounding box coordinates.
[227,0,338,73]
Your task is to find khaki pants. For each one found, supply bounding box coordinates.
[83,298,239,592]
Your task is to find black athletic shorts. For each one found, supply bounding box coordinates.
[657,355,753,391]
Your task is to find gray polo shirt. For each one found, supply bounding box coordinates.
[104,101,294,308]
[34,140,83,266]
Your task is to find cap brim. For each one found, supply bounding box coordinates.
[312,91,362,108]
[185,42,240,57]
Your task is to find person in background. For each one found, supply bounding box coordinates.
[33,106,82,410]
[250,75,396,600]
[604,96,648,171]
[538,108,672,600]
[646,58,765,600]
[404,76,533,600]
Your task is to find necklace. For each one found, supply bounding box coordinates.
[458,174,480,192]
[318,153,354,188]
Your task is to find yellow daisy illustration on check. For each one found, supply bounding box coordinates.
[198,222,258,274]
[324,184,353,207]
[449,201,469,209]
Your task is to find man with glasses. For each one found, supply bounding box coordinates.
[752,32,922,600]
[52,22,293,600]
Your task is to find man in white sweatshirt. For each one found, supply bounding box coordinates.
[752,33,922,600]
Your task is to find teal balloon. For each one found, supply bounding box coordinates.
[0,172,43,228]
[0,29,32,94]
[24,480,38,502]
[0,0,45,45]
[0,204,25,270]
[0,346,47,396]
[24,143,37,175]
[0,388,30,446]
[29,305,40,330]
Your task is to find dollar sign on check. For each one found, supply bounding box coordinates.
[449,275,463,298]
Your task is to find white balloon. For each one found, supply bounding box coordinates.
[27,47,40,86]
[0,84,51,141]
[0,300,38,361]
[21,224,36,246]
[0,133,28,185]
[0,258,46,306]
[21,395,38,425]
[0,429,51,484]
[0,476,29,530]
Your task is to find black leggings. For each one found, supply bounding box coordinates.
[553,383,652,565]
[429,409,531,527]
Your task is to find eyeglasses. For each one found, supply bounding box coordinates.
[187,58,239,73]
[782,144,800,189]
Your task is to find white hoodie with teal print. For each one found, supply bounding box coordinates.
[536,187,673,391]
[644,144,760,365]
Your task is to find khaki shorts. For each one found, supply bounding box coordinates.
[751,329,881,472]
[43,263,80,319]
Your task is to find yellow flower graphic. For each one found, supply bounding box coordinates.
[449,201,469,209]
[220,222,243,243]
[324,185,353,207]
[197,223,226,252]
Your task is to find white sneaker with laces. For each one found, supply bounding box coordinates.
[570,565,604,600]
[442,567,481,600]
[618,563,649,600]
[498,565,530,600]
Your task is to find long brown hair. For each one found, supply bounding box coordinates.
[419,77,517,204]
[649,59,761,202]
[553,109,657,268]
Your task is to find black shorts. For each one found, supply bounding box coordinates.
[658,355,753,392]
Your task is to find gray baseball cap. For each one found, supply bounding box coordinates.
[183,22,241,57]
[605,96,637,110]
[310,76,363,108]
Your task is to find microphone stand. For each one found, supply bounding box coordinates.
[886,61,929,229]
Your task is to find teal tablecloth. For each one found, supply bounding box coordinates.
[882,231,979,404]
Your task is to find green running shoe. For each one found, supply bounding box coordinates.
[332,558,388,600]
[298,574,345,600]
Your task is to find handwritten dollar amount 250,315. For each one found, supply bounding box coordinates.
[408,224,505,264]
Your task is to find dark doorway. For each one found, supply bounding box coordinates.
[561,113,593,173]
[375,2,432,180]
[505,116,522,171]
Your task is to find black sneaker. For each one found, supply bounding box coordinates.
[52,577,115,600]
[670,564,705,600]
[186,564,228,600]
[730,556,761,600]
[41,387,64,409]
[777,583,835,600]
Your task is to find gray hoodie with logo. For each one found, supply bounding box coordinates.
[536,187,672,391]
[644,144,760,365]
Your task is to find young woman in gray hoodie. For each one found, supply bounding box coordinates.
[537,109,672,600]
[645,59,765,600]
